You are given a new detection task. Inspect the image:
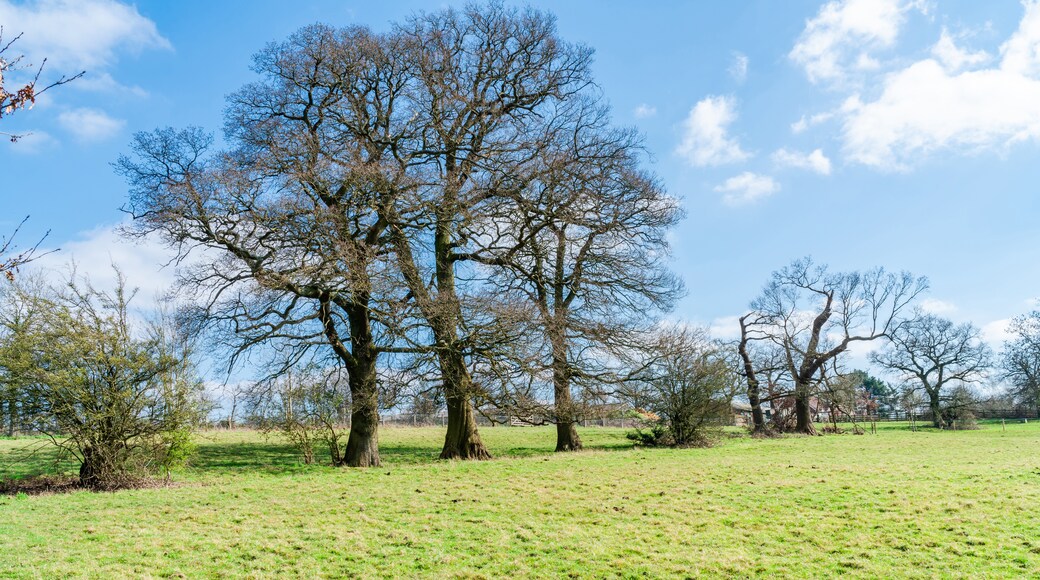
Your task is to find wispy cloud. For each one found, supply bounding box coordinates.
[791,111,834,134]
[840,2,1040,169]
[676,95,750,166]
[57,108,125,142]
[633,103,657,119]
[0,0,170,71]
[715,172,779,206]
[31,222,179,302]
[772,148,832,175]
[777,147,832,174]
[729,52,749,82]
[791,1,1040,170]
[919,298,957,315]
[982,318,1012,346]
[931,28,990,72]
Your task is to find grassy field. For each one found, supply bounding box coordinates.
[2,422,1040,578]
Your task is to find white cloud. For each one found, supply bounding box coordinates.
[30,223,178,302]
[982,318,1012,346]
[715,172,779,206]
[676,95,750,166]
[74,71,150,97]
[1000,2,1040,78]
[708,315,742,340]
[0,0,170,71]
[771,147,832,175]
[840,1,1040,169]
[634,103,657,119]
[729,52,749,82]
[791,111,834,133]
[789,0,912,84]
[57,107,125,141]
[919,298,957,314]
[931,28,990,72]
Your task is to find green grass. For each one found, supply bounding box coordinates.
[2,422,1040,578]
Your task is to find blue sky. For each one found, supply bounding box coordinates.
[2,0,1039,358]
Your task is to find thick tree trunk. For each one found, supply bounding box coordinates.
[439,349,490,460]
[794,382,817,435]
[748,387,767,434]
[929,393,945,429]
[318,294,383,467]
[555,421,582,452]
[441,389,491,460]
[343,405,379,467]
[343,358,380,467]
[341,300,382,467]
[549,321,582,452]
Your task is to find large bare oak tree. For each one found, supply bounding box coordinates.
[872,314,991,429]
[748,258,926,434]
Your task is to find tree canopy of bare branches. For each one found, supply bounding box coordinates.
[871,314,991,429]
[746,258,926,434]
[1002,311,1040,415]
[117,24,408,467]
[472,100,683,451]
[118,3,682,462]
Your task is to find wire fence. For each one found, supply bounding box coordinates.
[825,409,1040,423]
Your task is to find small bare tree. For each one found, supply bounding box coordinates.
[248,369,351,465]
[621,327,737,447]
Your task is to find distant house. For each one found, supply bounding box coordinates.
[731,401,771,427]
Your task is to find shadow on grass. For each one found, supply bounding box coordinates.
[0,439,78,480]
[2,427,642,480]
[188,439,303,473]
[187,429,638,474]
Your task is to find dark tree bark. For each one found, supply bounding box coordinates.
[926,388,945,430]
[738,314,768,434]
[339,302,381,467]
[438,352,490,460]
[78,446,97,488]
[551,323,582,451]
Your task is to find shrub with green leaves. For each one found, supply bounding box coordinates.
[2,271,206,489]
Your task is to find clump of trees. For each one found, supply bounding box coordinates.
[737,258,927,435]
[0,272,206,489]
[117,3,682,464]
